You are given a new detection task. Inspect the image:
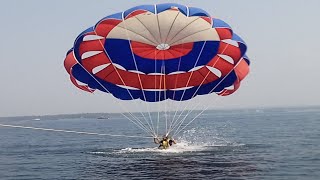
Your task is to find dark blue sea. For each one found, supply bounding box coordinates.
[0,107,319,180]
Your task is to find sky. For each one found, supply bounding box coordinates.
[0,0,319,117]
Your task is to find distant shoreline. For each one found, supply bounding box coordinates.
[1,105,319,120]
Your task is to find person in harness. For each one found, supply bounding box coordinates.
[154,136,176,149]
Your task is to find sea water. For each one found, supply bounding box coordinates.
[0,107,319,179]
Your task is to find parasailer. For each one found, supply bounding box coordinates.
[154,136,177,149]
[63,3,250,149]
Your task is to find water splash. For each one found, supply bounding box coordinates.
[115,142,207,154]
[176,127,241,147]
[112,127,244,154]
[88,126,244,155]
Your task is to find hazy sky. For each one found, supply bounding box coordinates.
[1,0,319,117]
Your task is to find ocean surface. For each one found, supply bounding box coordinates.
[0,107,319,180]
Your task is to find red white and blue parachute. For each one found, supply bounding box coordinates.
[64,3,250,102]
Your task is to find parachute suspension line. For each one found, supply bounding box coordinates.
[168,15,214,133]
[173,52,246,137]
[170,43,232,136]
[170,99,203,135]
[163,10,184,136]
[121,14,157,137]
[170,50,231,135]
[155,44,159,137]
[167,41,184,136]
[92,21,156,137]
[156,9,169,137]
[68,48,151,135]
[133,11,170,135]
[154,5,168,137]
[163,64,169,136]
[132,11,172,137]
[173,91,227,137]
[0,124,153,139]
[168,41,208,134]
[161,9,181,137]
[131,14,160,135]
[142,9,162,137]
[169,97,200,135]
[163,6,184,137]
[156,59,164,137]
[155,50,160,137]
[91,30,156,137]
[174,96,223,137]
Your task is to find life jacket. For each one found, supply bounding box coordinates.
[161,140,169,149]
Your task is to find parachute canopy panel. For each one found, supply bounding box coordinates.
[64,3,250,102]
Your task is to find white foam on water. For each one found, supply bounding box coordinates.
[114,140,244,154]
[88,151,109,155]
[115,141,208,154]
[89,127,245,155]
[89,140,244,155]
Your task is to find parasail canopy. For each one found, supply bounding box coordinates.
[64,3,250,102]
